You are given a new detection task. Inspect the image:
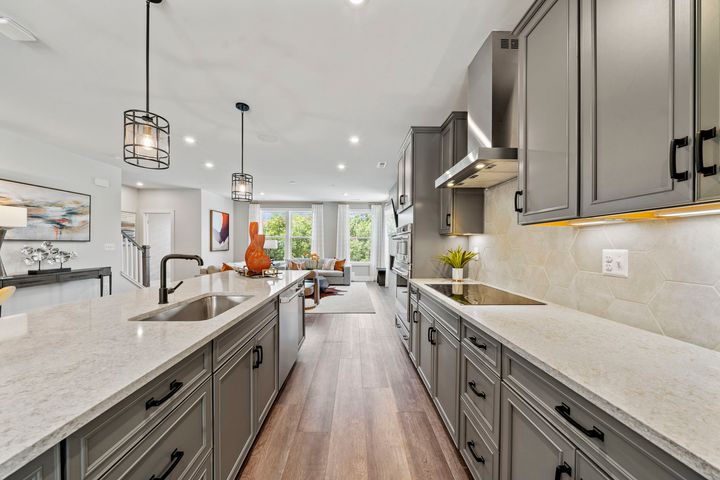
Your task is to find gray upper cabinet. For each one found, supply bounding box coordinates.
[696,0,720,201]
[579,0,695,216]
[516,0,580,224]
[439,112,485,234]
[397,149,406,211]
[500,384,575,480]
[397,133,413,212]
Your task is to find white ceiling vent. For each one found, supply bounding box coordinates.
[0,17,37,42]
[376,161,387,169]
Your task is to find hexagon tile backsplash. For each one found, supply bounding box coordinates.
[467,180,720,352]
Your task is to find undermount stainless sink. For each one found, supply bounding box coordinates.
[131,294,252,322]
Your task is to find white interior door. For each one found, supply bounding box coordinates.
[144,212,173,283]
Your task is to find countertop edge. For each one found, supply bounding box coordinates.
[0,274,307,479]
[411,279,720,480]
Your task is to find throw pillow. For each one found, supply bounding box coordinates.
[334,259,346,272]
[288,261,303,270]
[221,263,234,272]
[321,258,336,270]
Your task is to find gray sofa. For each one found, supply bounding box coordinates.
[278,258,351,286]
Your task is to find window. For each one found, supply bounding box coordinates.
[349,210,372,263]
[261,209,312,261]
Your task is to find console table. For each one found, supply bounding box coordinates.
[0,267,112,314]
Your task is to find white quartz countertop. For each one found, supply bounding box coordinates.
[0,270,308,478]
[411,278,720,480]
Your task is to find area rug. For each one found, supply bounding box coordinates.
[307,282,376,314]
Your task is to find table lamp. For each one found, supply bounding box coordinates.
[0,206,28,277]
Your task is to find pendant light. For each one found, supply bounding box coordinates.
[123,0,170,170]
[231,102,253,202]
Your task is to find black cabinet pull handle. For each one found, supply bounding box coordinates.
[698,127,718,177]
[555,403,605,441]
[400,194,406,205]
[514,190,523,213]
[258,345,264,365]
[402,334,409,341]
[466,441,485,464]
[468,381,486,399]
[445,213,452,226]
[252,347,260,369]
[427,327,437,345]
[145,380,183,410]
[412,310,419,324]
[554,462,572,480]
[468,336,487,350]
[149,448,184,480]
[670,136,690,181]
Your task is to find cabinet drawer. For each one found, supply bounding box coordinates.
[6,445,62,480]
[187,450,213,480]
[420,293,460,338]
[502,350,704,480]
[459,406,498,480]
[462,321,501,376]
[102,379,213,480]
[214,298,277,368]
[395,314,410,352]
[460,346,500,447]
[67,344,212,480]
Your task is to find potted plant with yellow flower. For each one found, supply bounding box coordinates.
[435,246,477,282]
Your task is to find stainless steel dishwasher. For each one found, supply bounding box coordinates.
[279,281,304,386]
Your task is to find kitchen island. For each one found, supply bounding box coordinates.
[409,278,720,480]
[0,270,308,479]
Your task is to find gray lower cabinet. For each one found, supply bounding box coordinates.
[409,290,420,367]
[213,341,254,480]
[579,0,695,216]
[254,317,278,429]
[576,452,612,480]
[460,405,499,480]
[500,384,575,480]
[432,321,459,445]
[102,379,213,480]
[516,0,579,224]
[416,305,435,393]
[6,446,61,480]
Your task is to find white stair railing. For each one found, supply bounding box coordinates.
[121,231,150,287]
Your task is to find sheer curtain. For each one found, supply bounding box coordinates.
[311,204,324,257]
[336,204,350,261]
[369,204,384,278]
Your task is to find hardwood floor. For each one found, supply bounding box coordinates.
[239,283,470,480]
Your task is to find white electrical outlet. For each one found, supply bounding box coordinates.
[602,249,629,278]
[104,243,116,251]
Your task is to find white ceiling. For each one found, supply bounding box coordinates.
[0,0,532,202]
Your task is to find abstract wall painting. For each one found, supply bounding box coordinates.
[0,179,91,242]
[210,210,230,251]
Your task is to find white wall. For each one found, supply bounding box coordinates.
[135,188,202,282]
[0,128,122,315]
[200,190,234,267]
[121,185,138,212]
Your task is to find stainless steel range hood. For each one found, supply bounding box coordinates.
[436,32,518,189]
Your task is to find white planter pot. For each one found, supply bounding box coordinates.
[451,268,464,282]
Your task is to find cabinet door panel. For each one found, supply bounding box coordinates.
[214,343,254,480]
[404,141,414,209]
[580,0,694,215]
[500,385,575,480]
[397,151,405,211]
[576,452,612,480]
[254,317,279,429]
[433,322,459,444]
[409,298,421,367]
[697,0,720,200]
[439,123,454,234]
[518,0,579,224]
[417,307,434,393]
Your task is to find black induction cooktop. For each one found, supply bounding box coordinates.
[427,283,544,306]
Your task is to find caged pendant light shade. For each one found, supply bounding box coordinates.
[123,0,170,170]
[231,102,253,202]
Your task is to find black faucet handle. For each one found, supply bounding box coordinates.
[169,280,184,294]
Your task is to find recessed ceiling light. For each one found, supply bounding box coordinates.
[204,161,214,169]
[349,0,365,5]
[337,164,346,170]
[136,181,144,187]
[260,192,265,196]
[183,136,197,145]
[349,135,360,145]
[0,18,8,24]
[343,192,349,196]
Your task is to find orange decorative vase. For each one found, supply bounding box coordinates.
[245,222,271,274]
